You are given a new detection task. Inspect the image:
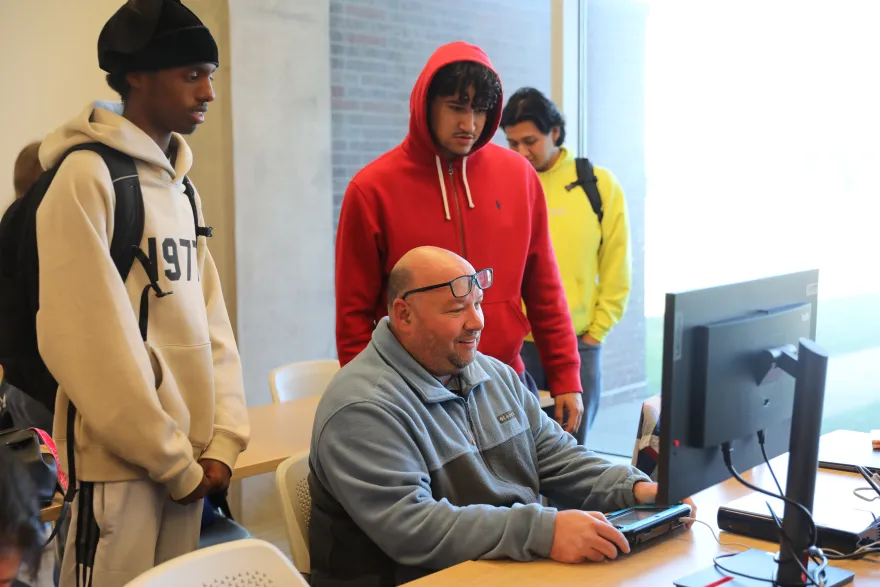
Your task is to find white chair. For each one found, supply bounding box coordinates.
[275,450,312,574]
[632,394,662,480]
[124,539,308,586]
[269,359,340,404]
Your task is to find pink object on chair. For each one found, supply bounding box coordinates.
[631,395,662,480]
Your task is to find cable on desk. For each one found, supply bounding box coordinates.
[764,504,824,587]
[853,487,879,502]
[824,540,880,561]
[758,430,785,497]
[722,439,818,547]
[705,524,811,585]
[716,435,825,586]
[710,553,824,586]
[756,432,825,587]
[680,517,823,586]
[679,517,752,552]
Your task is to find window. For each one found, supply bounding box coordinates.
[582,0,880,456]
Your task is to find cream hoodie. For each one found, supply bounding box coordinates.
[36,102,249,500]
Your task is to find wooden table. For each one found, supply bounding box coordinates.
[538,390,554,409]
[408,451,880,586]
[231,395,320,479]
[40,394,322,522]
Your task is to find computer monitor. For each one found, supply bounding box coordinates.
[658,270,817,505]
[657,270,855,586]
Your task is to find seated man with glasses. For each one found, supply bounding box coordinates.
[308,246,683,587]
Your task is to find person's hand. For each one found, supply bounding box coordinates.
[200,458,232,494]
[549,510,630,563]
[175,474,212,505]
[582,334,601,346]
[633,482,698,528]
[679,497,698,528]
[633,481,658,504]
[554,392,584,434]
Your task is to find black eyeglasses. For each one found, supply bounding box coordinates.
[401,268,493,301]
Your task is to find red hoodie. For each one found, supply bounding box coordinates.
[335,41,582,395]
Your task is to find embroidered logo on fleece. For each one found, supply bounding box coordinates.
[497,411,515,424]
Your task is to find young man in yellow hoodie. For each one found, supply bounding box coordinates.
[501,88,631,445]
[36,2,249,585]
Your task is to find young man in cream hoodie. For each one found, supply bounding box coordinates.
[36,2,249,585]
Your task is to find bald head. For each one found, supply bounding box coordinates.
[387,246,475,312]
[386,246,485,379]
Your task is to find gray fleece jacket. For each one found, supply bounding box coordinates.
[309,318,650,583]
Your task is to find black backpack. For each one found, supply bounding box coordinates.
[0,142,207,414]
[565,157,604,244]
[0,145,221,543]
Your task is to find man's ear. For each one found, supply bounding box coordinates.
[391,298,413,331]
[551,126,561,145]
[127,71,146,91]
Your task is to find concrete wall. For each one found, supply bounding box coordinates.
[185,0,238,333]
[228,0,335,407]
[0,0,119,208]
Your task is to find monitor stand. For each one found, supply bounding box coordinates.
[674,548,854,587]
[677,340,856,587]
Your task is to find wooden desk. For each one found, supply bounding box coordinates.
[408,454,880,586]
[40,394,321,522]
[41,494,64,523]
[538,390,554,409]
[232,395,320,479]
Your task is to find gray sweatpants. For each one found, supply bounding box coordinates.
[58,479,202,587]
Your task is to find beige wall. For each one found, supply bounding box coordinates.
[0,0,119,208]
[0,0,239,332]
[185,0,238,332]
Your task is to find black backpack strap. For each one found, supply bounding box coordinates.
[105,156,143,282]
[183,177,213,239]
[574,157,603,224]
[92,145,144,282]
[42,403,77,548]
[58,143,145,281]
[565,157,604,246]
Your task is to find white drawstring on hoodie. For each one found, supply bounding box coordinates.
[434,155,475,221]
[462,156,474,209]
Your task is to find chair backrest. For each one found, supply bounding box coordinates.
[124,539,308,586]
[276,450,312,574]
[269,359,340,404]
[632,394,662,480]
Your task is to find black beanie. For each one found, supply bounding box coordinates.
[98,0,218,74]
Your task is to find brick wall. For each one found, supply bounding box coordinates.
[330,0,551,221]
[329,0,647,401]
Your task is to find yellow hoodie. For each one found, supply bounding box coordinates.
[36,102,250,500]
[525,148,631,343]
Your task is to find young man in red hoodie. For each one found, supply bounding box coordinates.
[335,41,585,434]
